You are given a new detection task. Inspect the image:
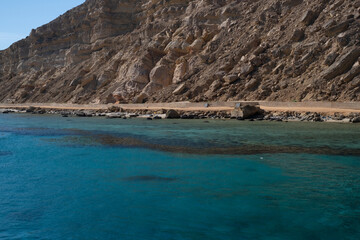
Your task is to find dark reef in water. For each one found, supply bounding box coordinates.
[51,129,360,157]
[0,151,12,157]
[5,126,360,157]
[122,176,177,182]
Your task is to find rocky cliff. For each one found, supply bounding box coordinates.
[0,0,359,104]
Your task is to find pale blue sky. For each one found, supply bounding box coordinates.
[0,0,85,50]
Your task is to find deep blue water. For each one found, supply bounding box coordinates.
[0,114,359,240]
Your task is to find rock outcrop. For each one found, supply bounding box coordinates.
[321,47,360,80]
[165,109,180,119]
[231,104,262,119]
[1,0,360,104]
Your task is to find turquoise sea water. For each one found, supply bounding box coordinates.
[0,114,359,240]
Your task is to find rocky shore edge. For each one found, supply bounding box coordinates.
[1,104,360,123]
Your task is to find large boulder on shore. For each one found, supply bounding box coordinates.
[108,106,123,112]
[352,117,360,123]
[26,106,36,113]
[231,104,261,119]
[166,109,180,119]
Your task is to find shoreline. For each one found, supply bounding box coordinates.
[1,101,360,112]
[1,101,360,123]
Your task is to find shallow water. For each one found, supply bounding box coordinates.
[0,114,359,239]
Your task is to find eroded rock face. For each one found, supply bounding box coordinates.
[150,65,173,87]
[173,59,188,84]
[321,47,360,80]
[1,0,360,104]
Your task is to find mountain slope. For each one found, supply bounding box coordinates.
[0,0,359,104]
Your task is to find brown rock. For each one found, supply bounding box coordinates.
[81,75,97,90]
[253,46,266,56]
[352,116,360,123]
[149,65,173,87]
[105,94,116,104]
[337,32,350,47]
[350,77,360,88]
[324,20,350,37]
[300,10,318,26]
[283,0,304,8]
[342,62,360,82]
[321,47,360,80]
[324,52,339,66]
[245,78,260,90]
[231,104,261,119]
[213,71,226,81]
[164,40,189,54]
[224,74,238,84]
[173,83,186,95]
[219,61,235,73]
[172,60,188,84]
[126,60,152,85]
[166,109,180,119]
[249,54,265,67]
[322,20,337,30]
[208,80,222,92]
[291,29,305,42]
[108,106,123,112]
[133,92,149,104]
[238,63,254,78]
[189,39,204,51]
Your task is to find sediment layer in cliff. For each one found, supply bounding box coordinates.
[0,0,359,104]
